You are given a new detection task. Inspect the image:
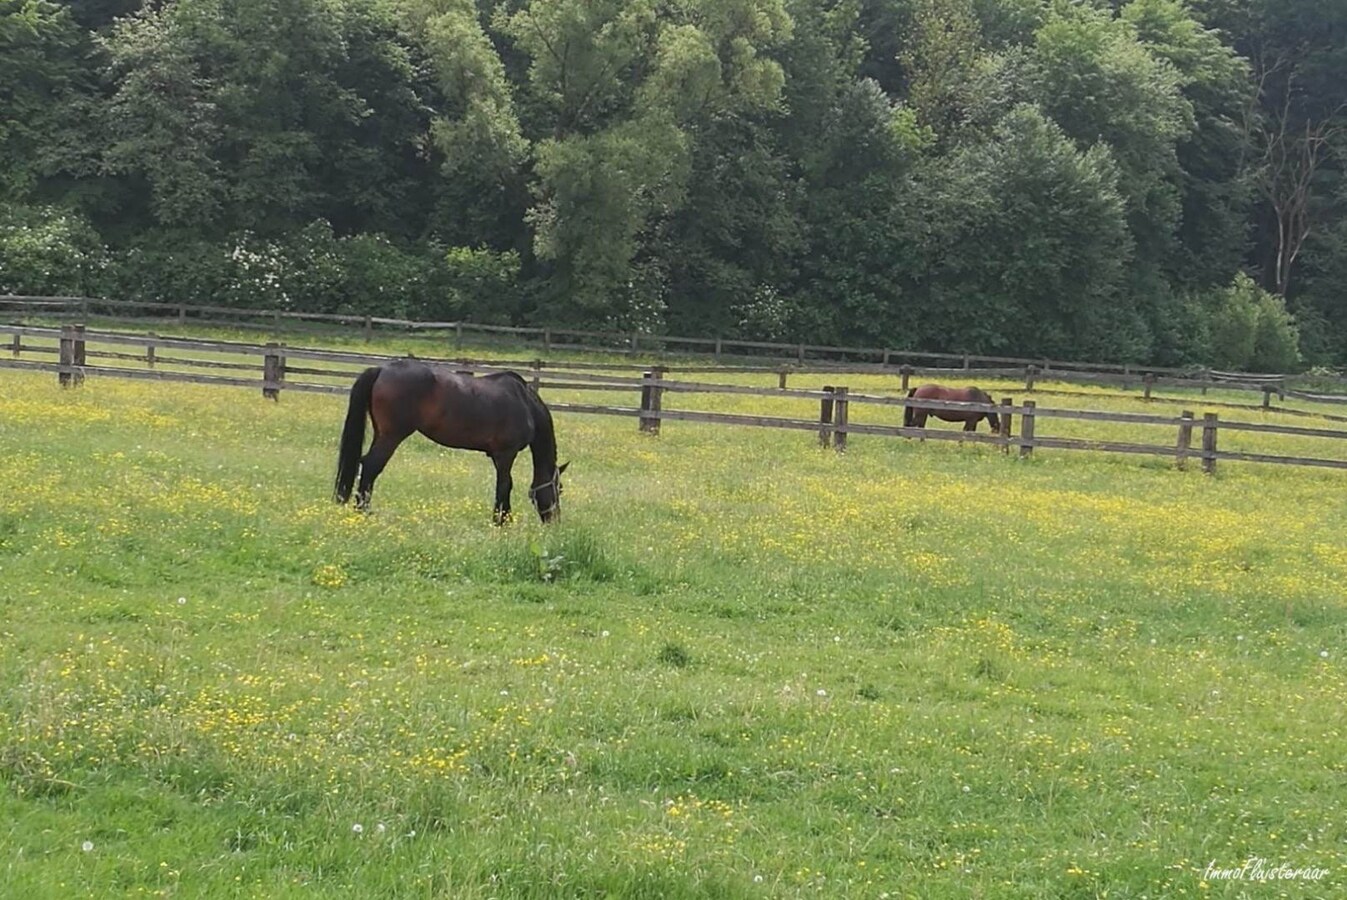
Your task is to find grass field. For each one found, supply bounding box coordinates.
[2,337,1345,898]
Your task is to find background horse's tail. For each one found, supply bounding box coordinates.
[903,388,916,427]
[334,366,380,503]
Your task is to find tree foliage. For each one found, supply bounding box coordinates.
[3,0,1345,368]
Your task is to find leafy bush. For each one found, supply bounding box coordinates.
[0,206,107,296]
[1204,272,1301,372]
[439,246,523,324]
[106,222,458,318]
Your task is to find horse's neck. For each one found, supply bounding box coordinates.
[527,405,557,483]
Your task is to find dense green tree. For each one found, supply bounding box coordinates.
[99,0,439,240]
[1031,1,1190,273]
[3,0,1343,366]
[918,104,1135,358]
[1124,0,1252,291]
[1193,0,1347,298]
[0,1,88,201]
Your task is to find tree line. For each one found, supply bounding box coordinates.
[2,0,1343,369]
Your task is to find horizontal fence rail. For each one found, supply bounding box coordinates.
[5,324,1347,475]
[7,295,1340,394]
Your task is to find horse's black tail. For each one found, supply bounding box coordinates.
[903,388,916,427]
[334,367,380,503]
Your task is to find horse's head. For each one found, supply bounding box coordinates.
[531,461,568,523]
[976,388,1000,430]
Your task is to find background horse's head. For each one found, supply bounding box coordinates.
[973,388,1000,430]
[530,461,569,522]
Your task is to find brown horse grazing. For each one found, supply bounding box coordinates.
[903,384,1000,432]
[334,360,568,523]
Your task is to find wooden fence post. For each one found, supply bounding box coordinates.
[900,365,911,392]
[1175,410,1194,470]
[882,349,891,367]
[650,366,665,435]
[631,332,640,354]
[639,369,664,434]
[10,332,20,358]
[364,315,373,343]
[532,359,543,389]
[1201,369,1210,396]
[797,343,806,364]
[999,398,1013,453]
[544,328,552,353]
[263,342,284,401]
[714,338,722,362]
[1143,372,1155,401]
[146,333,157,368]
[1019,400,1036,459]
[778,368,788,390]
[1262,385,1273,410]
[455,322,463,349]
[962,353,970,370]
[1201,413,1218,474]
[832,387,849,453]
[178,304,186,325]
[73,324,86,386]
[818,386,835,449]
[1025,365,1036,392]
[61,324,86,387]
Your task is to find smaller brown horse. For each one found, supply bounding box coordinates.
[903,384,1000,432]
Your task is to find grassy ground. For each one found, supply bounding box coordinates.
[2,335,1345,898]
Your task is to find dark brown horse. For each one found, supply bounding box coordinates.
[334,360,567,523]
[903,384,1000,432]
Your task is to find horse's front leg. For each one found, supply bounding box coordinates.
[491,451,517,526]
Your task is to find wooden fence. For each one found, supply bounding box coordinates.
[0,294,1318,395]
[5,324,1347,474]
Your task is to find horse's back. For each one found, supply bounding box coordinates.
[913,384,984,402]
[381,366,542,454]
[912,384,956,400]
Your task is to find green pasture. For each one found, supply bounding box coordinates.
[1,332,1344,898]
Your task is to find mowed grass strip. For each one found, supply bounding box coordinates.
[1,360,1344,898]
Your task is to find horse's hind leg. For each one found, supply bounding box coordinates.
[963,419,978,432]
[355,430,409,512]
[490,451,518,526]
